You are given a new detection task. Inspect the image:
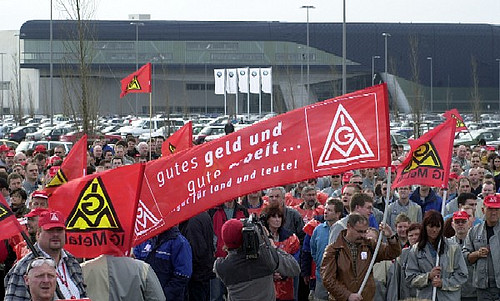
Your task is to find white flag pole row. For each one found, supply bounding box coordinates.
[214,67,272,115]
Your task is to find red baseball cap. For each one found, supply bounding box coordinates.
[449,172,459,180]
[221,219,243,249]
[25,208,48,218]
[38,210,66,230]
[34,145,47,153]
[0,144,9,152]
[484,194,500,209]
[47,156,62,166]
[6,151,15,157]
[452,210,470,220]
[48,166,60,177]
[342,171,354,183]
[31,190,48,199]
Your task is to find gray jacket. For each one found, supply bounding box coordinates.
[406,239,468,301]
[462,220,500,289]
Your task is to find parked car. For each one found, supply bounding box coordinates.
[59,131,121,144]
[119,118,185,137]
[43,127,73,141]
[16,141,73,154]
[0,139,19,150]
[7,125,39,142]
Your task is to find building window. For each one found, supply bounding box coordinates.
[186,83,215,91]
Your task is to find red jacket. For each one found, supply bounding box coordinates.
[210,202,248,258]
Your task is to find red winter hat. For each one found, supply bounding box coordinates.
[221,219,243,249]
[38,210,66,230]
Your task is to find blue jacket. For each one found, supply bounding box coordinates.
[310,221,330,280]
[409,187,443,215]
[134,227,193,301]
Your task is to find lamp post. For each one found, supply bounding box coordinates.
[50,0,53,125]
[130,22,144,115]
[342,0,346,95]
[382,33,390,76]
[371,55,380,86]
[427,57,433,112]
[301,5,314,102]
[15,33,24,124]
[497,59,500,112]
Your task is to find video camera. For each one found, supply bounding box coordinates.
[240,213,267,259]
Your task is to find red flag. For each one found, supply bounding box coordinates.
[161,121,193,157]
[0,196,23,241]
[45,134,87,195]
[392,118,455,189]
[50,164,144,258]
[120,63,152,98]
[443,109,467,132]
[133,84,391,245]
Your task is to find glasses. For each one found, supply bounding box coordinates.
[453,219,468,224]
[55,151,62,154]
[27,257,56,273]
[332,175,341,178]
[352,182,363,185]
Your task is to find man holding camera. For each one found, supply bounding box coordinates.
[214,218,300,301]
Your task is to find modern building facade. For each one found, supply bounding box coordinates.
[5,20,500,116]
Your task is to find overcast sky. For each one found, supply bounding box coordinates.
[0,0,499,31]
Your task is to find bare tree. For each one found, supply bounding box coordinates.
[470,55,481,122]
[409,34,424,138]
[10,53,21,125]
[57,0,99,134]
[26,76,35,117]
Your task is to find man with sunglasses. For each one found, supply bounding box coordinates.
[23,257,57,301]
[322,174,343,198]
[4,210,86,301]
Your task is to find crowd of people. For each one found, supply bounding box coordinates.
[0,132,499,300]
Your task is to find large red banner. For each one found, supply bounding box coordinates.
[50,164,144,258]
[392,118,455,189]
[133,84,391,244]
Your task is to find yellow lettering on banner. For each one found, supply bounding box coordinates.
[66,177,123,232]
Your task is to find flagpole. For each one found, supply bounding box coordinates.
[259,67,262,115]
[149,92,152,161]
[247,67,250,119]
[224,69,227,116]
[235,70,239,116]
[431,188,448,301]
[358,166,392,295]
[270,67,274,113]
